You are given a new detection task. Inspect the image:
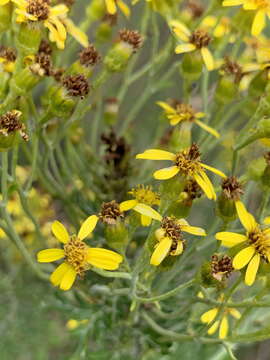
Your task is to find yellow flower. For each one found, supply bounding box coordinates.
[222,0,270,36]
[0,0,11,4]
[157,101,220,138]
[215,201,270,286]
[66,319,88,330]
[12,0,88,49]
[170,20,214,71]
[120,185,160,226]
[201,16,235,42]
[37,216,123,291]
[136,144,226,200]
[149,216,206,266]
[105,0,130,16]
[201,300,241,339]
[0,46,16,73]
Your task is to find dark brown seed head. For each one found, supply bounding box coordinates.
[0,110,28,141]
[27,0,50,20]
[211,253,234,281]
[102,13,118,26]
[119,29,143,52]
[79,45,101,67]
[99,200,123,225]
[38,39,53,55]
[0,45,16,62]
[187,143,201,161]
[35,52,52,76]
[186,0,204,18]
[161,217,183,241]
[221,176,243,201]
[62,74,89,97]
[183,179,202,206]
[190,29,211,48]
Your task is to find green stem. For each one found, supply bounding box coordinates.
[1,152,8,204]
[91,267,132,280]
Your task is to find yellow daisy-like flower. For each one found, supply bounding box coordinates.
[12,0,88,49]
[170,20,214,71]
[37,216,123,291]
[215,201,270,286]
[120,185,160,226]
[105,0,130,16]
[136,144,226,200]
[201,16,235,42]
[222,0,270,36]
[149,216,206,266]
[157,101,220,138]
[201,301,241,339]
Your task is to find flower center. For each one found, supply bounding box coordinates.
[175,103,196,122]
[64,237,89,276]
[99,200,123,225]
[130,185,160,206]
[27,0,50,20]
[175,144,202,176]
[248,229,270,260]
[189,29,211,48]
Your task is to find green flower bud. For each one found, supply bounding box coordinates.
[169,123,191,152]
[248,71,267,98]
[15,23,41,57]
[68,45,101,78]
[0,3,12,34]
[104,98,119,126]
[0,72,10,101]
[247,157,266,181]
[86,0,106,21]
[197,262,224,289]
[180,52,203,81]
[10,66,41,95]
[104,222,129,252]
[96,23,114,43]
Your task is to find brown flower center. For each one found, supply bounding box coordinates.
[161,217,183,241]
[248,229,270,261]
[211,254,234,281]
[0,111,28,141]
[190,29,211,48]
[27,0,50,20]
[99,200,123,225]
[221,176,243,201]
[62,74,89,98]
[79,45,101,67]
[175,143,202,175]
[119,29,143,52]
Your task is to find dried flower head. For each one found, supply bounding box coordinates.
[221,57,243,83]
[99,200,124,225]
[0,110,28,141]
[186,0,204,18]
[38,39,53,56]
[0,45,16,62]
[211,253,234,281]
[26,0,50,20]
[79,45,101,67]
[221,176,244,201]
[62,74,89,97]
[119,29,143,52]
[183,179,202,206]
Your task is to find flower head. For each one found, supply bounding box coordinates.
[37,216,123,290]
[0,45,16,72]
[157,100,219,138]
[170,20,214,71]
[200,295,241,339]
[136,144,226,200]
[99,200,124,225]
[105,0,130,17]
[12,0,88,49]
[222,0,270,36]
[149,216,206,266]
[216,201,270,286]
[120,185,160,226]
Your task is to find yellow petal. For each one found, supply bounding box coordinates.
[49,4,69,16]
[136,149,176,161]
[155,228,166,241]
[141,214,152,226]
[233,246,255,269]
[201,47,214,71]
[245,253,260,286]
[251,10,265,37]
[153,166,180,180]
[219,316,229,339]
[156,101,176,113]
[222,0,244,5]
[52,221,70,244]
[229,308,241,319]
[263,216,270,225]
[208,320,220,335]
[60,265,77,291]
[195,112,206,119]
[50,262,70,286]
[87,248,123,270]
[0,0,10,4]
[170,20,191,39]
[215,232,247,247]
[150,237,172,266]
[181,225,206,236]
[235,201,257,232]
[37,248,65,263]
[63,18,89,47]
[200,308,218,323]
[119,199,138,212]
[117,0,130,17]
[105,0,117,14]
[78,215,99,240]
[195,119,220,138]
[133,203,162,221]
[194,172,216,200]
[175,43,196,54]
[200,163,226,178]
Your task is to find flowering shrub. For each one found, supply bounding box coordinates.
[1,0,270,358]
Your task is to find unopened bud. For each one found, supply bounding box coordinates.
[0,3,12,34]
[180,52,203,81]
[15,23,42,57]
